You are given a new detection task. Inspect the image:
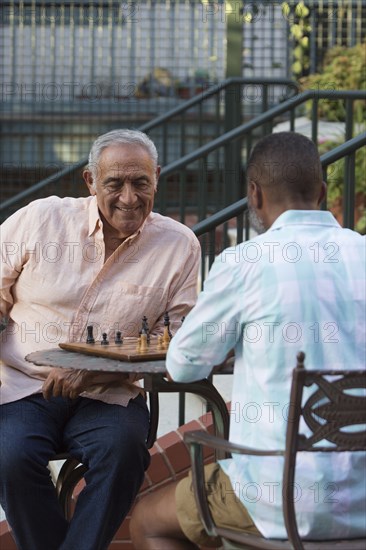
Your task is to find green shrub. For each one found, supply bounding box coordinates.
[300,43,366,122]
[319,140,366,234]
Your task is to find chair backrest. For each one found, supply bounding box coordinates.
[283,351,366,549]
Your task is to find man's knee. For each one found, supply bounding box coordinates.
[99,428,150,474]
[130,493,164,539]
[129,498,152,549]
[130,497,146,531]
[98,405,150,466]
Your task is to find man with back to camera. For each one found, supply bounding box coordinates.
[0,129,201,550]
[130,132,366,549]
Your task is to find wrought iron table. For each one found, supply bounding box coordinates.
[26,348,230,445]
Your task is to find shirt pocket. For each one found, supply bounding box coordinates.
[94,282,165,336]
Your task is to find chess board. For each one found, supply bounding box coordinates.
[59,337,168,362]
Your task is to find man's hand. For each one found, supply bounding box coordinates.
[42,368,94,400]
[42,368,132,400]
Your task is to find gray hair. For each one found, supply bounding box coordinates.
[87,129,158,180]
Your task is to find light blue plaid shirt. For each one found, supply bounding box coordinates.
[167,210,366,539]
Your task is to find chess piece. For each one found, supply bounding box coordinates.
[164,312,172,338]
[162,312,172,348]
[141,316,150,343]
[114,331,123,345]
[140,319,149,352]
[86,325,95,344]
[136,336,141,351]
[101,332,109,345]
[140,333,148,352]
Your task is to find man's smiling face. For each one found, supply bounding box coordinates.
[85,143,159,239]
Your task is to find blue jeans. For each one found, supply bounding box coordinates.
[0,393,150,550]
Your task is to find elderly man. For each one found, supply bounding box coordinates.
[130,132,366,549]
[0,129,200,550]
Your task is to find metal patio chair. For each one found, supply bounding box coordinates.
[184,352,366,549]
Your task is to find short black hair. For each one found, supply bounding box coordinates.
[247,132,323,202]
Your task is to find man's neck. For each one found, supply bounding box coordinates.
[264,202,319,230]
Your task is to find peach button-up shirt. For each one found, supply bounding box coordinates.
[0,195,200,406]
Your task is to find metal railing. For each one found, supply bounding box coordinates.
[0,77,297,221]
[156,89,365,231]
[3,88,364,226]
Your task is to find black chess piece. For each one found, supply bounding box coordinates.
[101,332,109,345]
[141,316,150,343]
[164,311,172,338]
[86,325,95,344]
[114,331,123,345]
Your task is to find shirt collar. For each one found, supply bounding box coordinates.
[268,210,341,232]
[88,196,100,236]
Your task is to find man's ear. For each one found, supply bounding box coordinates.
[317,181,327,206]
[248,180,263,209]
[154,165,161,191]
[83,170,96,196]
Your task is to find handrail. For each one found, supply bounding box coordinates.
[191,131,366,237]
[139,77,297,132]
[0,160,89,211]
[320,132,366,164]
[160,90,366,178]
[0,77,296,212]
[192,198,248,237]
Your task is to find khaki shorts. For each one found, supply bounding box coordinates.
[175,462,261,547]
